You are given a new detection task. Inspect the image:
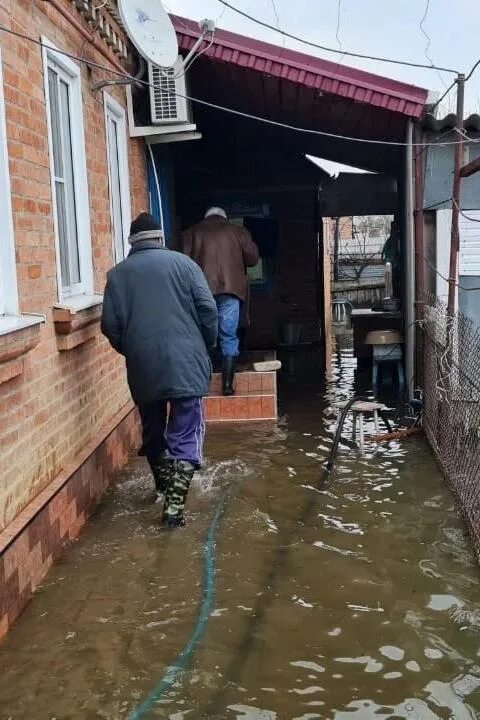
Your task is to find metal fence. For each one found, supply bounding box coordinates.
[421,298,480,561]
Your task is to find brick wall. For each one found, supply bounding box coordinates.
[0,0,148,532]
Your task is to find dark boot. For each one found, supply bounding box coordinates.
[161,460,195,528]
[150,455,174,503]
[222,356,236,396]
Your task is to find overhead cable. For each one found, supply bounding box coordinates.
[215,0,460,74]
[465,57,480,83]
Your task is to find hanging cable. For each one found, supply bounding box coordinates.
[1,23,478,149]
[419,0,433,66]
[465,57,480,83]
[428,79,458,115]
[453,198,480,224]
[335,0,343,52]
[270,0,285,51]
[419,0,451,108]
[214,0,460,74]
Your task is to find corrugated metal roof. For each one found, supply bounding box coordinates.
[423,112,480,132]
[172,16,428,119]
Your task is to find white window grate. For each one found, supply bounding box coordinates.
[151,65,178,121]
[148,58,190,125]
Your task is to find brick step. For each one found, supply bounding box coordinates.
[209,371,275,396]
[204,393,276,422]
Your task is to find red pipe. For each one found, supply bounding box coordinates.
[41,0,128,75]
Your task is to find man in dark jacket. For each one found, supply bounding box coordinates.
[101,213,218,528]
[183,208,259,396]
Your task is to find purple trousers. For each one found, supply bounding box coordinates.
[139,398,205,469]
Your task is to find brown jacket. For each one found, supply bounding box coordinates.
[182,216,259,302]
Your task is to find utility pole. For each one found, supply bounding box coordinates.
[447,73,465,316]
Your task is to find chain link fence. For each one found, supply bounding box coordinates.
[421,297,480,561]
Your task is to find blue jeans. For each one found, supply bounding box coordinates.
[216,294,240,357]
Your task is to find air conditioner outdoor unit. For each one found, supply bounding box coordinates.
[148,57,191,125]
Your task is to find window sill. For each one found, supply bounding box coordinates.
[0,315,44,386]
[0,313,45,337]
[54,293,103,313]
[53,294,103,351]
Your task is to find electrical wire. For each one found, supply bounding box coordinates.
[269,0,285,51]
[419,0,432,66]
[1,22,479,150]
[466,57,480,83]
[335,0,343,52]
[182,31,215,74]
[428,78,458,115]
[423,252,480,292]
[214,0,460,74]
[453,198,480,224]
[419,0,451,109]
[215,2,227,24]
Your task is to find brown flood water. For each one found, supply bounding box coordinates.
[0,340,479,720]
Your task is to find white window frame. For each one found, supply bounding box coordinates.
[104,93,131,263]
[0,47,19,318]
[42,37,93,302]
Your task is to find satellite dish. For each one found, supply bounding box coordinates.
[118,0,179,68]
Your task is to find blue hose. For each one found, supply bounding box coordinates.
[128,498,226,720]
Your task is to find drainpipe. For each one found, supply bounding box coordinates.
[40,0,128,75]
[414,126,425,310]
[405,120,415,400]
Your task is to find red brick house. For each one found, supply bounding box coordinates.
[0,2,430,640]
[0,0,148,638]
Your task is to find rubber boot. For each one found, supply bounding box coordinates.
[222,356,236,396]
[150,455,174,503]
[161,460,195,528]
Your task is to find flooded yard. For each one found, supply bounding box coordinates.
[0,343,479,719]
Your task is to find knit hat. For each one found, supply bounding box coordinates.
[129,212,162,245]
[205,207,227,220]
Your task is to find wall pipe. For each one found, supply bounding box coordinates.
[40,0,128,75]
[414,126,425,309]
[405,120,416,400]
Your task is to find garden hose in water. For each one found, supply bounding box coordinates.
[128,494,228,720]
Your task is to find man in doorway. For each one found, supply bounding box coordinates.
[182,207,259,395]
[101,213,218,528]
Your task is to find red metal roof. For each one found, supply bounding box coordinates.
[172,16,428,119]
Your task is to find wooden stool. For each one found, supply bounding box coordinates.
[334,400,388,455]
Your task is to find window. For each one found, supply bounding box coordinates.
[104,94,131,263]
[0,48,19,319]
[43,39,93,300]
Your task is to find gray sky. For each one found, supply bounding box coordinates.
[164,0,480,116]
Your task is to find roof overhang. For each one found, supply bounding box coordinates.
[170,16,429,175]
[172,16,427,119]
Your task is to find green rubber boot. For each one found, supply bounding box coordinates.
[151,455,174,503]
[161,460,195,528]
